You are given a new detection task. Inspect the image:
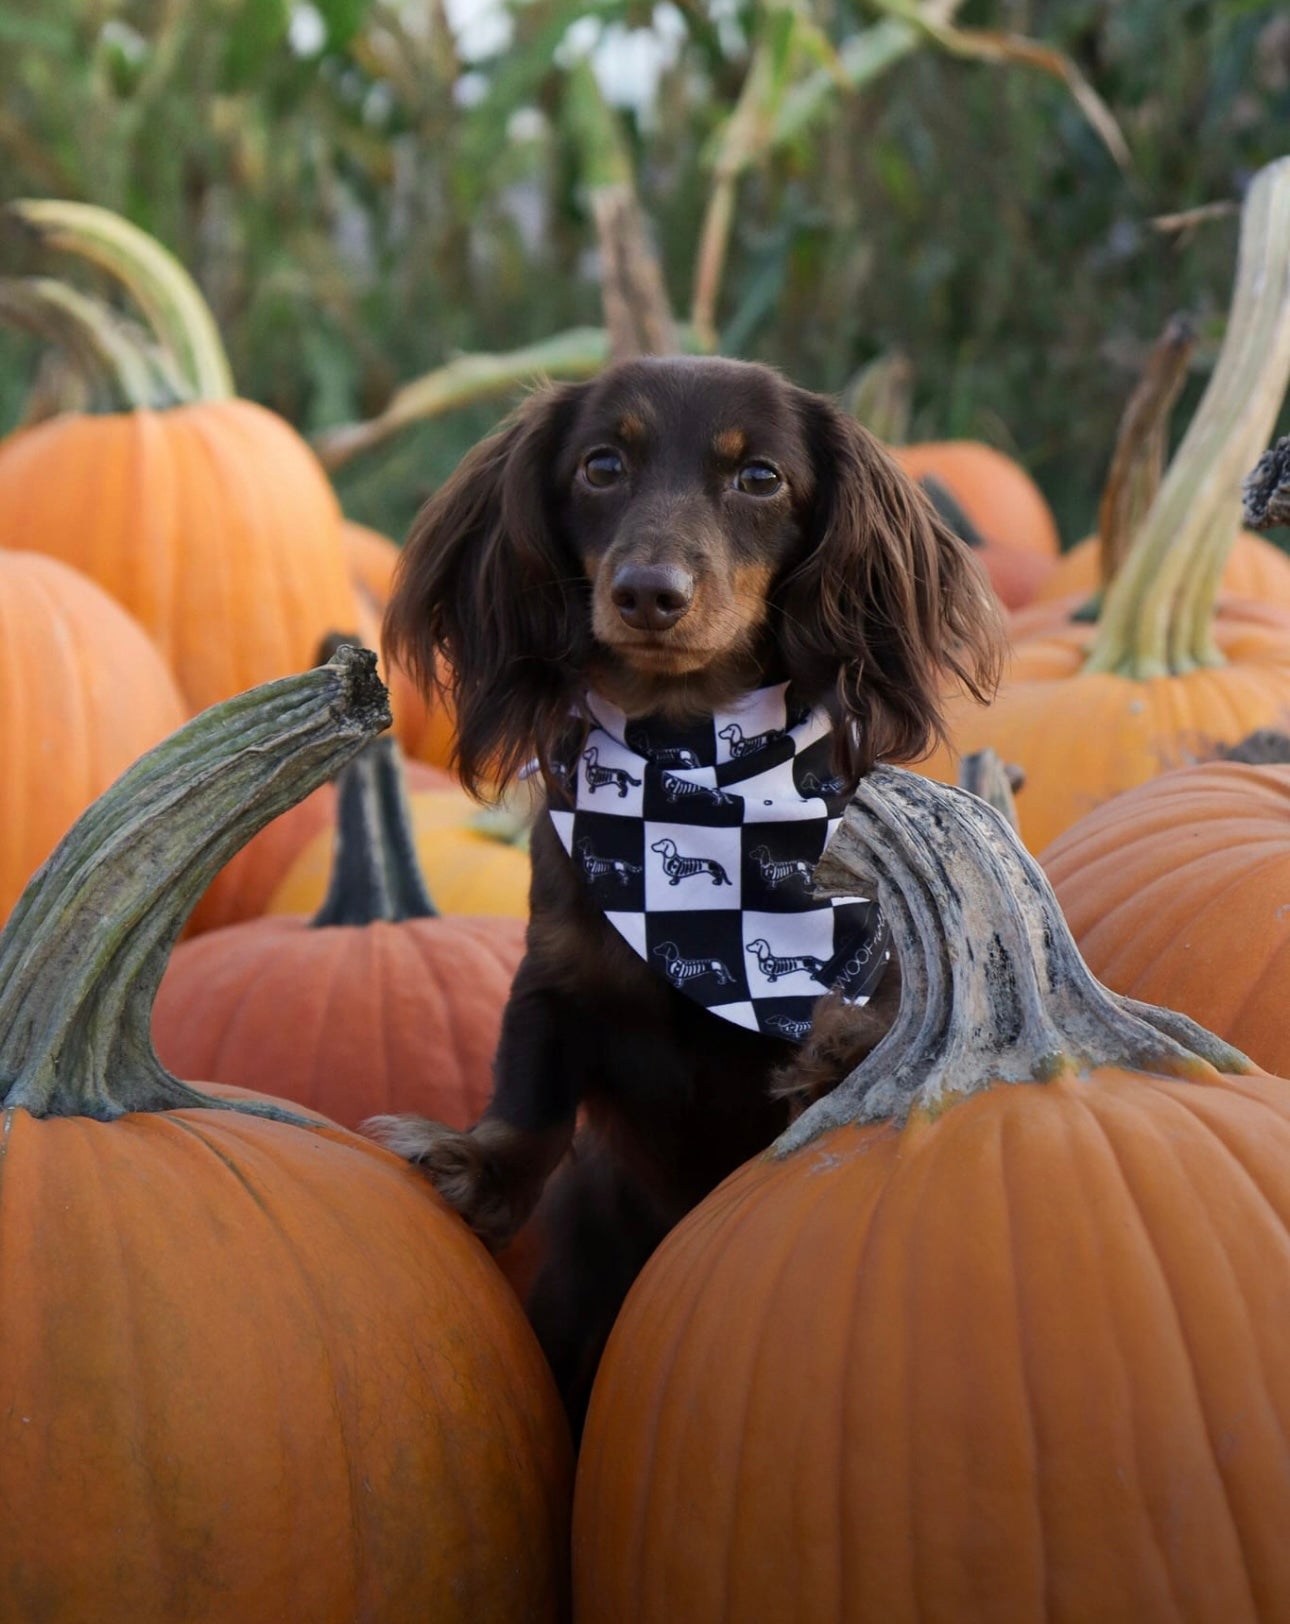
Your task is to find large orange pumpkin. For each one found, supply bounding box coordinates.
[1041,751,1290,1077]
[574,766,1289,1622]
[156,736,524,1127]
[0,550,186,924]
[921,156,1290,851]
[0,649,570,1620]
[0,202,359,713]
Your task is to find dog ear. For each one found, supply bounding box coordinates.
[776,392,1004,781]
[383,382,591,795]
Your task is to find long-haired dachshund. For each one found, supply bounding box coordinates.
[371,356,1003,1428]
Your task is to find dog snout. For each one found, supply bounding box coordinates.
[610,563,694,632]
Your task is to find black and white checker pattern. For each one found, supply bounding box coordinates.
[550,683,890,1041]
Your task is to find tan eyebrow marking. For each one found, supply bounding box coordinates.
[615,413,648,443]
[713,428,747,460]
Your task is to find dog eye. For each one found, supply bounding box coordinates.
[581,449,626,489]
[735,461,782,496]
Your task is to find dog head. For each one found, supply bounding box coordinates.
[385,356,1002,795]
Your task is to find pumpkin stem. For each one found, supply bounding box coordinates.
[1096,313,1196,591]
[313,737,438,928]
[9,198,235,401]
[0,649,390,1123]
[775,766,1253,1151]
[1085,157,1290,678]
[0,277,183,411]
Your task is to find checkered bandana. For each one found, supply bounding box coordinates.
[548,681,890,1042]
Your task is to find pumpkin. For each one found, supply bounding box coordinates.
[156,735,523,1128]
[0,647,570,1620]
[892,440,1060,557]
[269,779,531,919]
[912,466,1058,608]
[0,549,186,924]
[0,202,359,713]
[342,518,400,609]
[1041,748,1290,1078]
[574,765,1289,1622]
[920,156,1290,851]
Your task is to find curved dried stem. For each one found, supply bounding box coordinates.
[776,766,1250,1151]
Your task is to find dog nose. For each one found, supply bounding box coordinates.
[611,564,694,631]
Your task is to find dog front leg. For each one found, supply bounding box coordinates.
[365,983,579,1251]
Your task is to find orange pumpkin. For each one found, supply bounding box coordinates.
[270,780,531,919]
[1041,752,1290,1077]
[157,737,523,1127]
[342,518,400,608]
[574,766,1290,1621]
[0,648,570,1621]
[893,441,1060,556]
[921,157,1290,851]
[0,203,359,713]
[0,550,186,924]
[0,397,360,715]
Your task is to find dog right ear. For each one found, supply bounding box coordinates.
[383,382,590,796]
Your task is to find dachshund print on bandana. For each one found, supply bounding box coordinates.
[548,681,890,1040]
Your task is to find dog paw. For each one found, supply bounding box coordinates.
[364,1116,517,1249]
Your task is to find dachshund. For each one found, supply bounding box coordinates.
[369,356,1003,1430]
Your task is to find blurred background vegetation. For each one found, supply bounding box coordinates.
[2,0,1288,545]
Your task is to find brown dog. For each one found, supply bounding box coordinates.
[370,357,1003,1427]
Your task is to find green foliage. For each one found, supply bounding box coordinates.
[1,0,1288,545]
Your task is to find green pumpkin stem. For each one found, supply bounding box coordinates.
[775,766,1253,1152]
[10,198,235,402]
[0,649,391,1123]
[1085,157,1290,679]
[312,737,438,927]
[0,277,182,411]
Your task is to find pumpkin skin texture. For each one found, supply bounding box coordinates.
[0,1094,571,1623]
[342,517,400,607]
[1041,759,1290,1077]
[574,764,1290,1624]
[0,551,186,923]
[269,787,531,919]
[154,913,523,1128]
[574,1068,1290,1624]
[1034,529,1290,606]
[0,400,360,712]
[919,607,1290,851]
[892,441,1060,556]
[975,541,1057,609]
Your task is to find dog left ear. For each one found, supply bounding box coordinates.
[776,392,1004,781]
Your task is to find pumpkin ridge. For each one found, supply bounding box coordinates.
[157,1111,372,1603]
[1083,1082,1278,1605]
[617,1180,758,1611]
[994,1105,1053,1612]
[721,1149,843,1617]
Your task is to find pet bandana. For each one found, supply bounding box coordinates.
[547,681,890,1042]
